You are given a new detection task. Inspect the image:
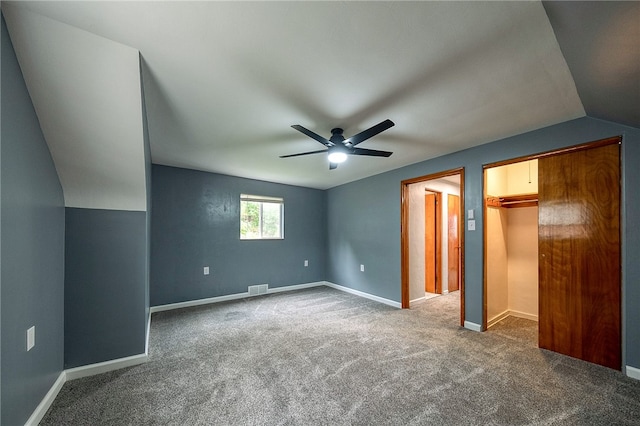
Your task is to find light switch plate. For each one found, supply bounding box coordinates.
[304,260,309,267]
[468,220,476,231]
[468,209,474,219]
[27,326,35,351]
[360,264,365,272]
[203,266,210,275]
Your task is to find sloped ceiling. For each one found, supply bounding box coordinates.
[3,1,637,191]
[543,1,640,129]
[3,4,147,210]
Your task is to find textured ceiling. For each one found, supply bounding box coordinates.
[3,1,636,191]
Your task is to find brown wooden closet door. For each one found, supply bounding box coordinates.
[538,142,620,370]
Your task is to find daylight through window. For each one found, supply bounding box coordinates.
[240,194,284,240]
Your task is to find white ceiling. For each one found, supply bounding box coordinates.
[4,1,633,192]
[4,5,147,210]
[542,1,640,129]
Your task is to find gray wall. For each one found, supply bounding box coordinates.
[326,116,640,369]
[327,173,401,302]
[64,208,147,368]
[151,165,326,306]
[1,15,65,425]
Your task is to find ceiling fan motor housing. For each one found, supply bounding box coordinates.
[330,128,346,145]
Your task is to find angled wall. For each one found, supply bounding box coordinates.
[141,55,153,333]
[151,165,326,306]
[64,209,147,367]
[326,116,640,371]
[3,6,151,369]
[1,15,65,425]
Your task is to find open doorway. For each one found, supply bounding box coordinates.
[401,168,465,327]
[484,160,539,345]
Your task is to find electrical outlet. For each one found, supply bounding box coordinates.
[203,266,210,275]
[360,264,365,272]
[27,326,35,351]
[304,260,309,267]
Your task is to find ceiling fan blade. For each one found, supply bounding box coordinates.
[279,149,328,158]
[351,147,393,157]
[291,125,333,147]
[347,119,395,147]
[329,162,338,170]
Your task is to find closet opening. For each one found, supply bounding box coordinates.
[483,160,539,344]
[482,136,621,370]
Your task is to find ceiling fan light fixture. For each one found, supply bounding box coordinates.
[327,150,347,164]
[285,120,394,169]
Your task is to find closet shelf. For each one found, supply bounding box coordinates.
[486,193,538,208]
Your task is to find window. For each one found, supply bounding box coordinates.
[240,194,284,239]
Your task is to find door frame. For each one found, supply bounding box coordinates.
[481,136,622,331]
[447,193,461,293]
[401,167,465,327]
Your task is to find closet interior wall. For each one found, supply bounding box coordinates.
[486,161,539,327]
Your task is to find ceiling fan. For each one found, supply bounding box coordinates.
[281,119,395,169]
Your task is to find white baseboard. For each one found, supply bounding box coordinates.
[487,310,510,329]
[150,292,250,313]
[410,296,426,305]
[150,281,401,312]
[268,281,325,294]
[324,281,402,308]
[150,281,327,314]
[488,310,538,329]
[65,352,148,381]
[464,321,482,332]
[509,309,538,322]
[626,365,640,380]
[24,371,66,426]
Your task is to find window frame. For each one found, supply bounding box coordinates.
[240,194,284,240]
